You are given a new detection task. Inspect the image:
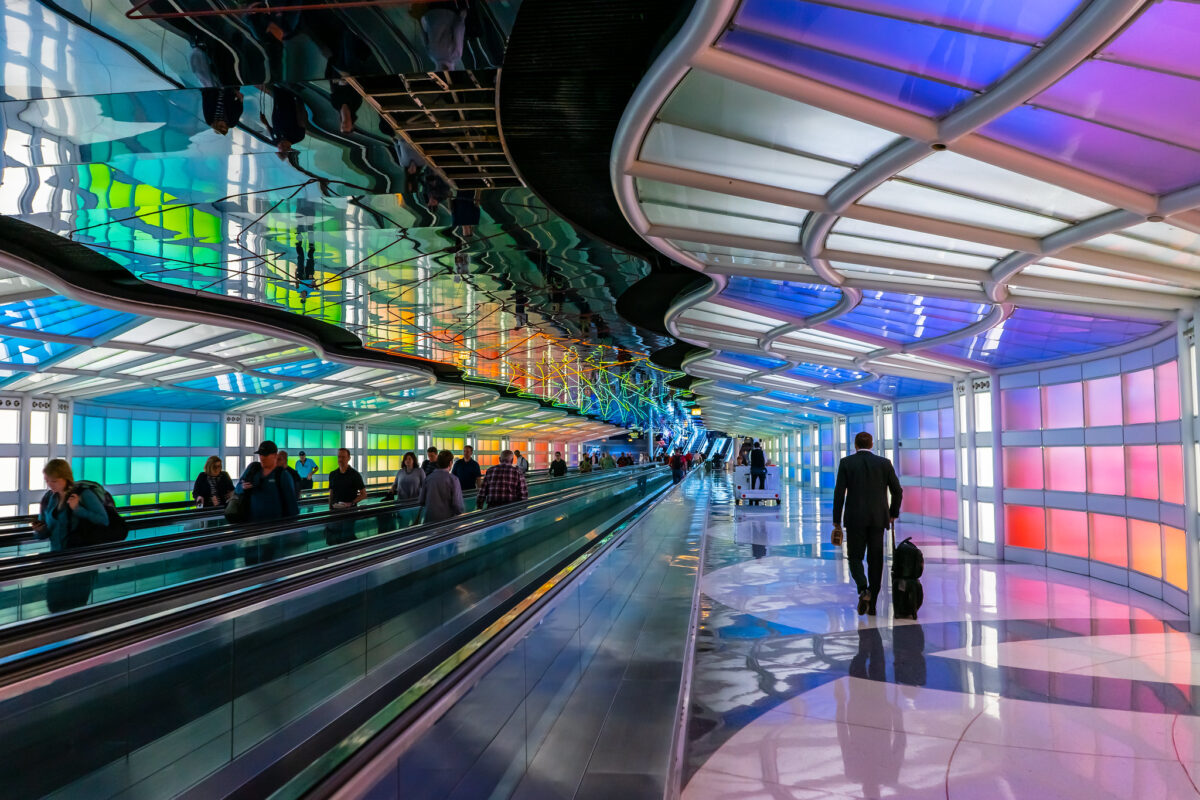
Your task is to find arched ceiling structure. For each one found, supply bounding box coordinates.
[612,0,1200,433]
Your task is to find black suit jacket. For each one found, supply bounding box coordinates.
[833,450,903,530]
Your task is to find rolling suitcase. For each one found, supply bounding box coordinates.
[890,523,924,620]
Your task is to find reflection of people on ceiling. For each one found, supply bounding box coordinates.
[420,168,451,210]
[191,44,244,136]
[451,189,480,237]
[261,86,308,159]
[325,28,373,134]
[836,627,905,797]
[295,235,316,300]
[247,2,302,44]
[416,1,469,71]
[453,250,470,283]
[512,291,529,330]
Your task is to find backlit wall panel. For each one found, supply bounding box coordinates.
[894,395,956,531]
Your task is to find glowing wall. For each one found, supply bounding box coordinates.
[892,396,957,532]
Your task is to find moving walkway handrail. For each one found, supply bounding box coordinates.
[0,467,666,676]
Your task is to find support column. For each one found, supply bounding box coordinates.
[989,370,1006,557]
[1177,315,1200,632]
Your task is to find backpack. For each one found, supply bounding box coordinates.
[224,463,287,523]
[43,481,129,548]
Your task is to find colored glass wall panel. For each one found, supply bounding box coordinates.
[192,423,219,449]
[105,418,131,447]
[942,490,958,520]
[920,449,940,478]
[1129,519,1163,578]
[130,457,156,484]
[161,421,188,446]
[1044,447,1086,493]
[160,457,188,483]
[1086,446,1125,495]
[84,416,105,446]
[1164,526,1188,590]
[1084,375,1122,426]
[1005,504,1045,550]
[1125,446,1158,500]
[1041,382,1083,429]
[1047,508,1088,558]
[899,412,919,441]
[1001,387,1040,430]
[322,429,341,450]
[938,407,954,437]
[941,449,955,479]
[918,410,939,439]
[104,458,130,485]
[1155,360,1180,421]
[1089,513,1128,567]
[1122,369,1156,424]
[899,449,920,476]
[1159,445,1185,505]
[1003,447,1043,490]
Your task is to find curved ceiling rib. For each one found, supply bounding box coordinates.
[612,0,1200,432]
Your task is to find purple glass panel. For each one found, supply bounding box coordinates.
[899,448,921,476]
[1041,382,1083,429]
[938,407,954,437]
[899,411,920,441]
[918,410,939,439]
[735,0,1030,89]
[941,448,956,479]
[719,29,974,116]
[982,105,1200,194]
[831,0,1080,42]
[1035,61,1200,152]
[1002,387,1041,431]
[920,448,940,478]
[1100,1,1200,80]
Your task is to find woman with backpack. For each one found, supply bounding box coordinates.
[31,459,110,553]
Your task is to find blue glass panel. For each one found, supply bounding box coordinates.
[255,359,344,380]
[719,29,975,116]
[173,373,298,395]
[0,337,76,365]
[765,390,820,404]
[736,0,1031,89]
[90,388,240,411]
[786,363,869,384]
[816,399,874,414]
[716,381,767,395]
[828,292,990,344]
[856,376,951,398]
[723,277,841,319]
[0,296,136,338]
[931,308,1163,367]
[720,353,788,371]
[833,0,1079,41]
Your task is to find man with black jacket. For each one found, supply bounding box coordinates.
[832,432,903,617]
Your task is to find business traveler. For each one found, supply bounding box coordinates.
[832,432,902,616]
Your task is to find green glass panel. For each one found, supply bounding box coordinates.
[84,416,105,447]
[105,458,130,485]
[71,416,84,446]
[189,456,209,478]
[129,493,157,505]
[400,435,415,451]
[160,457,188,483]
[320,455,337,474]
[105,418,131,447]
[368,433,379,448]
[287,429,303,449]
[110,495,129,506]
[161,421,188,447]
[265,426,277,442]
[320,429,339,450]
[453,438,465,450]
[159,491,187,503]
[83,456,104,480]
[132,421,158,447]
[387,434,400,450]
[191,422,219,449]
[130,457,157,484]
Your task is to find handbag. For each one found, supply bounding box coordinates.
[830,527,843,547]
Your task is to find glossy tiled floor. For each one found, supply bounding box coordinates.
[683,475,1199,799]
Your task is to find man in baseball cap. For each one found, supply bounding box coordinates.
[233,440,299,524]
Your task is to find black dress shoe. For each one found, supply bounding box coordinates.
[867,605,877,616]
[856,591,870,615]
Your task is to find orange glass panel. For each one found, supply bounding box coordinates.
[1001,387,1041,431]
[1125,446,1158,500]
[1123,369,1156,425]
[1005,504,1045,550]
[1155,361,1180,422]
[1164,526,1188,590]
[1041,382,1083,429]
[1089,513,1128,567]
[1086,446,1125,495]
[1084,375,1122,426]
[1129,519,1163,578]
[1044,447,1086,493]
[1159,445,1184,505]
[1003,447,1043,490]
[1047,508,1088,558]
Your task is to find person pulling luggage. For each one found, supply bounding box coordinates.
[832,432,903,616]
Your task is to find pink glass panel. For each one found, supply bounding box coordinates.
[1005,504,1046,550]
[1084,375,1122,426]
[918,410,939,439]
[1047,508,1088,558]
[942,490,957,520]
[920,449,940,479]
[924,491,942,517]
[899,448,921,476]
[1041,382,1083,429]
[902,486,923,515]
[1129,519,1163,578]
[1090,513,1128,567]
[1086,446,1125,495]
[1125,445,1159,500]
[1001,387,1041,431]
[1159,445,1184,505]
[941,449,955,479]
[1155,361,1180,422]
[1101,1,1200,80]
[1044,447,1086,493]
[1123,369,1156,425]
[1164,526,1188,590]
[1003,447,1043,490]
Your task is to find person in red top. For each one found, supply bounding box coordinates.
[478,449,529,510]
[683,452,693,471]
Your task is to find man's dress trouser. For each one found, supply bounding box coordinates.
[846,526,885,601]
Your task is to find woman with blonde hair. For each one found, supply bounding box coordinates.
[192,455,235,508]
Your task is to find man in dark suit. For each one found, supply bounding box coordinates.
[833,432,903,616]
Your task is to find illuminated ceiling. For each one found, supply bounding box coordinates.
[614,0,1197,433]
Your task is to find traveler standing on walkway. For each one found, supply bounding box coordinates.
[419,450,465,523]
[577,457,592,474]
[277,450,304,501]
[421,445,440,476]
[514,449,530,476]
[478,450,528,510]
[600,451,616,470]
[748,441,767,491]
[549,451,568,477]
[294,450,318,491]
[329,448,367,509]
[193,456,234,507]
[390,451,425,501]
[33,459,109,552]
[832,432,903,617]
[235,441,300,523]
[452,444,482,492]
[670,449,685,484]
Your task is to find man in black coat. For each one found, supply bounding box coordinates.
[832,432,903,616]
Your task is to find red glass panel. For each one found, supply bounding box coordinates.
[920,449,940,478]
[941,449,955,479]
[1125,445,1159,500]
[1001,387,1041,430]
[902,486,923,514]
[1041,382,1084,429]
[1047,508,1088,558]
[1089,513,1128,567]
[1159,445,1184,505]
[1005,504,1046,550]
[1129,519,1163,578]
[1155,361,1180,422]
[899,448,921,476]
[1123,369,1156,425]
[1003,447,1044,490]
[1085,375,1122,426]
[1044,447,1086,493]
[1164,526,1188,590]
[1086,446,1125,495]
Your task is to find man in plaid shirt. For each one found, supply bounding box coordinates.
[479,450,529,509]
